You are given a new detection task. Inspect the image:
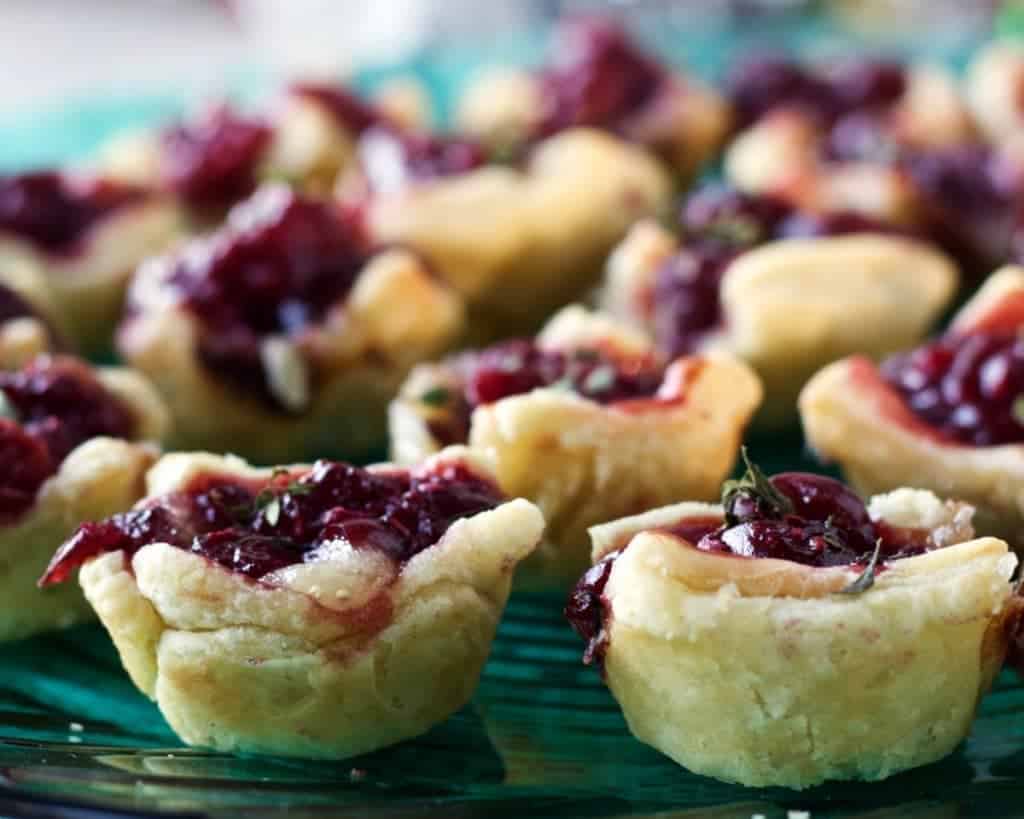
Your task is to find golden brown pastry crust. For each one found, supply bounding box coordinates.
[0,261,65,369]
[587,492,1018,789]
[0,364,168,642]
[966,41,1024,147]
[355,128,671,342]
[77,447,543,758]
[390,306,761,583]
[120,241,464,464]
[800,266,1024,545]
[457,68,731,183]
[0,197,182,356]
[603,222,957,428]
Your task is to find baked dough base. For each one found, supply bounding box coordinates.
[588,493,1018,789]
[78,448,544,758]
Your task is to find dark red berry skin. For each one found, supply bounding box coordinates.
[0,171,145,255]
[0,356,136,526]
[42,460,503,586]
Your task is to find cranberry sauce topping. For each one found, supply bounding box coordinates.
[0,356,135,523]
[696,455,928,567]
[534,17,666,137]
[42,459,503,586]
[356,126,487,194]
[881,330,1024,446]
[651,185,903,357]
[726,55,906,130]
[426,339,664,445]
[565,554,617,667]
[162,186,369,411]
[160,105,273,211]
[0,171,145,255]
[289,82,381,135]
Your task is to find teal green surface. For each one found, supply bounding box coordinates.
[2,12,1024,818]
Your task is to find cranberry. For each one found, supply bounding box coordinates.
[43,460,504,586]
[726,55,835,127]
[357,126,486,193]
[564,554,616,668]
[680,186,793,249]
[650,248,735,358]
[0,420,54,523]
[535,17,665,136]
[826,60,906,114]
[698,470,923,566]
[823,111,901,163]
[160,105,273,211]
[162,187,368,411]
[776,209,910,239]
[289,82,380,135]
[881,330,1024,446]
[0,171,144,255]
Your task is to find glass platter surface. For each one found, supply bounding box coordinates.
[3,10,1024,818]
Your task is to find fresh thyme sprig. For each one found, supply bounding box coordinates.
[839,539,883,595]
[249,468,314,526]
[720,447,794,526]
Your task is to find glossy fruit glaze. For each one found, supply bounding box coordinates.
[0,356,135,523]
[0,171,145,255]
[42,459,502,585]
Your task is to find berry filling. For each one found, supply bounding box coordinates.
[356,126,487,194]
[289,82,381,135]
[41,459,502,586]
[0,356,136,523]
[423,339,664,445]
[156,186,369,411]
[567,455,933,668]
[652,185,904,357]
[726,55,906,130]
[160,105,273,211]
[0,171,146,255]
[881,330,1024,447]
[534,18,666,137]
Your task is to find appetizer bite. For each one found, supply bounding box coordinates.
[0,355,167,642]
[118,184,463,464]
[801,265,1024,545]
[0,171,182,355]
[390,305,761,582]
[42,447,543,759]
[348,124,671,341]
[569,454,1019,789]
[602,184,957,427]
[456,16,730,182]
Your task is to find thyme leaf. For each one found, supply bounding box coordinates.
[839,539,883,595]
[720,447,793,526]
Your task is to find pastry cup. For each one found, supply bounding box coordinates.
[0,363,168,642]
[966,41,1024,148]
[389,306,761,582]
[74,448,543,759]
[585,490,1019,789]
[120,237,464,464]
[358,128,671,342]
[457,66,730,183]
[800,265,1024,544]
[724,64,973,223]
[603,221,957,427]
[0,261,66,369]
[0,192,182,357]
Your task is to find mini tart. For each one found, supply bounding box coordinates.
[0,355,168,642]
[801,265,1024,544]
[0,261,66,369]
[353,127,671,342]
[965,41,1024,148]
[574,480,1018,789]
[602,207,957,428]
[723,58,974,223]
[0,171,182,356]
[455,17,730,182]
[119,184,462,464]
[44,447,543,759]
[389,305,761,582]
[100,85,401,215]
